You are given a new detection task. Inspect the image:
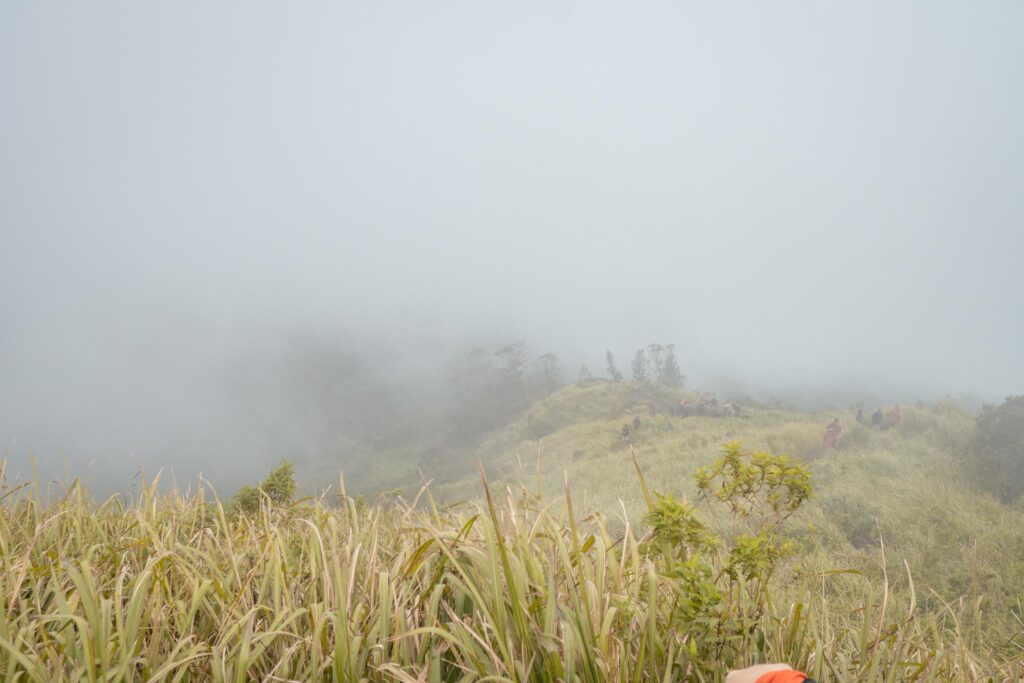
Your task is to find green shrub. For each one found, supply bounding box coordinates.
[232,460,296,514]
[635,442,813,673]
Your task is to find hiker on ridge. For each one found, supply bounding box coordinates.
[822,418,842,449]
[887,404,903,427]
[697,394,709,416]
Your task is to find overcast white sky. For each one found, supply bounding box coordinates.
[2,2,1022,487]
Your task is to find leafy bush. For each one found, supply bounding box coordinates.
[232,460,296,514]
[693,441,812,522]
[636,443,813,672]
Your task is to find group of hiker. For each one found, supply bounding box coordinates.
[620,394,745,443]
[620,398,904,450]
[821,404,904,450]
[677,394,741,418]
[856,404,903,430]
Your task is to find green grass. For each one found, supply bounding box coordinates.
[3,384,1024,680]
[1,461,1021,680]
[422,385,1024,657]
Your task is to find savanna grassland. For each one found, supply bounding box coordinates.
[2,383,1023,681]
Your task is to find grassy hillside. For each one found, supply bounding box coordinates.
[408,383,1024,650]
[3,383,1023,680]
[2,453,1022,680]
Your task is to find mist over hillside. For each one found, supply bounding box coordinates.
[2,1,1023,495]
[3,4,1024,679]
[0,325,992,496]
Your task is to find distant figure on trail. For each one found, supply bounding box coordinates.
[871,408,883,428]
[633,415,642,432]
[697,394,710,416]
[648,402,657,416]
[621,424,631,443]
[822,418,842,449]
[886,404,903,428]
[856,408,864,424]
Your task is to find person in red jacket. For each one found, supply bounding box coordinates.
[821,417,842,449]
[726,663,816,683]
[886,404,903,427]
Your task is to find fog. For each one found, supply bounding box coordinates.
[2,2,1022,493]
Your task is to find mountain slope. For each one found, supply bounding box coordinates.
[357,382,1024,648]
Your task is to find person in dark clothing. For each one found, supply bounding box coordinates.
[697,394,709,416]
[621,424,631,443]
[856,408,864,424]
[871,408,884,428]
[633,415,642,432]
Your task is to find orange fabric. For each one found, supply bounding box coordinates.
[756,671,807,683]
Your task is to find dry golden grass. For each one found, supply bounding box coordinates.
[3,385,1022,680]
[1,446,1022,681]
